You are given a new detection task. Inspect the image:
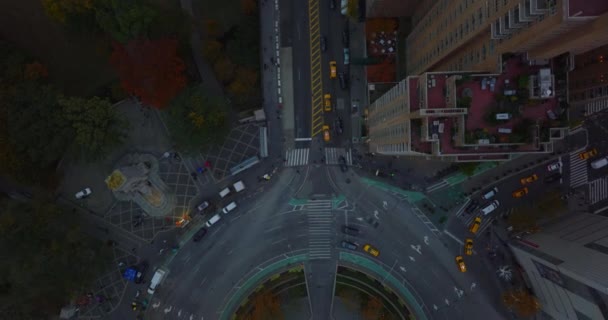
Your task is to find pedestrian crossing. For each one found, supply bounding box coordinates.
[305,200,333,260]
[589,177,608,204]
[461,213,494,238]
[569,151,589,188]
[585,98,608,116]
[285,148,309,167]
[325,148,353,165]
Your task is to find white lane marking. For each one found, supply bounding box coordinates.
[399,266,407,273]
[200,277,207,286]
[443,230,464,245]
[409,256,416,262]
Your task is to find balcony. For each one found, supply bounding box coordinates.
[491,20,508,40]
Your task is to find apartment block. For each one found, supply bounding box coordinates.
[569,43,608,116]
[510,212,608,319]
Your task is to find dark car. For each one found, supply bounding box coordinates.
[193,227,208,242]
[334,118,343,135]
[134,261,149,284]
[342,30,349,47]
[464,200,479,214]
[320,36,327,52]
[544,173,562,184]
[342,225,359,236]
[339,156,348,172]
[329,0,335,10]
[338,72,348,90]
[341,240,358,250]
[197,201,210,213]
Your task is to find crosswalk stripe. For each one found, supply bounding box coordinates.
[324,148,353,165]
[589,177,608,204]
[569,151,588,188]
[585,98,608,116]
[306,199,333,260]
[285,148,310,167]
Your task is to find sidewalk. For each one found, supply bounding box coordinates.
[348,20,366,144]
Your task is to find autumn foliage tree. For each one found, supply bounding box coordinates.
[362,296,384,320]
[242,290,284,320]
[241,0,257,15]
[502,289,541,318]
[110,38,187,109]
[23,62,49,81]
[41,0,94,23]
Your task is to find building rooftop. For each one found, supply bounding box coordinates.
[568,0,608,17]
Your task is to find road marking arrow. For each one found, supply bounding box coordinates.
[433,304,438,311]
[444,299,450,306]
[409,256,415,262]
[383,201,388,209]
[152,301,161,308]
[178,309,182,317]
[374,210,380,220]
[164,306,172,313]
[399,266,407,272]
[411,244,422,254]
[356,217,363,221]
[424,236,429,245]
[471,282,477,290]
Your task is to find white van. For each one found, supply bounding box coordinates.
[482,187,498,200]
[205,214,221,227]
[222,201,237,214]
[147,268,167,294]
[496,113,511,120]
[591,157,608,169]
[219,187,231,198]
[233,181,245,193]
[481,200,500,216]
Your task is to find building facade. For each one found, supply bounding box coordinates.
[569,43,608,116]
[365,0,421,18]
[511,212,608,320]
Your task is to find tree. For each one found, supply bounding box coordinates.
[225,16,260,68]
[241,0,257,15]
[214,57,237,84]
[502,289,541,318]
[58,96,128,161]
[165,85,229,152]
[41,0,94,23]
[94,0,157,43]
[362,296,384,320]
[227,66,258,97]
[110,38,187,109]
[24,62,49,81]
[246,290,284,320]
[458,162,480,176]
[203,39,223,64]
[0,198,112,318]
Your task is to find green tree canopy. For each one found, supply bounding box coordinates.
[164,85,229,153]
[0,198,112,318]
[94,0,157,43]
[58,96,128,161]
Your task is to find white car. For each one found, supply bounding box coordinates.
[75,188,92,199]
[547,162,561,172]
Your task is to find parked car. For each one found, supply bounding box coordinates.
[205,214,221,227]
[363,244,380,257]
[343,48,350,65]
[197,201,210,213]
[193,227,208,242]
[547,162,561,172]
[464,239,473,256]
[469,217,482,234]
[338,72,348,89]
[520,174,538,185]
[512,187,529,198]
[579,148,598,160]
[320,35,327,52]
[222,201,237,214]
[480,200,500,215]
[455,256,467,272]
[342,225,359,236]
[465,199,479,214]
[481,187,498,200]
[341,240,358,250]
[75,187,92,199]
[134,261,149,284]
[591,157,608,169]
[544,173,562,183]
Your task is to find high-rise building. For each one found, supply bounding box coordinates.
[510,212,608,319]
[407,0,608,75]
[568,43,608,116]
[366,1,608,160]
[365,0,421,18]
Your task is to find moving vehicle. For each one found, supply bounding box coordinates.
[205,214,221,227]
[591,157,608,169]
[75,187,92,199]
[335,116,344,135]
[481,200,500,215]
[544,173,561,183]
[196,201,210,213]
[469,217,481,234]
[455,256,467,272]
[219,187,231,198]
[342,225,359,236]
[320,36,327,52]
[222,201,237,214]
[233,181,245,192]
[338,72,347,89]
[580,148,598,160]
[193,227,208,242]
[343,48,350,65]
[339,156,348,172]
[341,240,358,250]
[329,61,337,79]
[465,199,479,214]
[512,187,529,198]
[323,125,331,142]
[482,187,498,200]
[363,244,379,257]
[520,174,538,185]
[547,162,561,172]
[324,94,332,112]
[148,268,167,294]
[464,239,473,256]
[134,261,148,284]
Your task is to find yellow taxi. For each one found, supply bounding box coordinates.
[323,125,330,142]
[363,244,380,257]
[580,148,598,160]
[455,256,467,272]
[329,61,337,79]
[520,174,538,185]
[324,94,332,112]
[469,217,481,234]
[512,187,529,198]
[464,239,473,256]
